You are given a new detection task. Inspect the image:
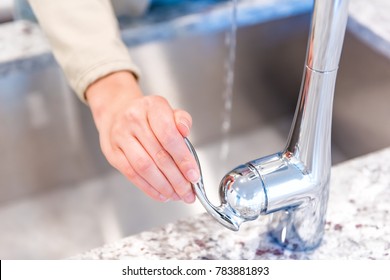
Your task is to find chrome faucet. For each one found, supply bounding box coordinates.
[185,0,350,251]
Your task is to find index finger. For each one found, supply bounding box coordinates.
[148,104,200,185]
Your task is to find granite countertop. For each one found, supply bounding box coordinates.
[74,147,390,260]
[348,0,390,60]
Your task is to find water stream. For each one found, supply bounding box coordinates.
[220,0,238,161]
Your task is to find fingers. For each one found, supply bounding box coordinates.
[147,98,200,202]
[129,128,194,203]
[96,94,199,204]
[105,147,171,202]
[100,120,180,203]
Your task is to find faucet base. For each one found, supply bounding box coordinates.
[267,192,329,251]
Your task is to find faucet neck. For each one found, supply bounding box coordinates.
[305,0,350,73]
[285,0,349,174]
[285,67,336,176]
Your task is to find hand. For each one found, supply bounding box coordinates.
[85,71,200,203]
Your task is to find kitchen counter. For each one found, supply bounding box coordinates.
[348,0,390,60]
[2,0,390,77]
[74,147,390,260]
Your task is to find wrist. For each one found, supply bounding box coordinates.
[86,71,142,119]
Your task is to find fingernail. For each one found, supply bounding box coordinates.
[179,121,190,133]
[159,194,170,202]
[187,169,200,183]
[183,192,195,204]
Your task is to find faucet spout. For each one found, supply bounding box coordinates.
[187,0,350,251]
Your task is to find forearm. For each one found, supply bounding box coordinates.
[28,0,140,102]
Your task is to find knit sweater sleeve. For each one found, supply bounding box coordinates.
[28,0,141,103]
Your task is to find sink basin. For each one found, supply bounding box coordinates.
[0,14,389,258]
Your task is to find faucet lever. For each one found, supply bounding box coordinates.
[184,138,245,231]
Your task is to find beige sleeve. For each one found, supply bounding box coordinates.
[28,0,141,103]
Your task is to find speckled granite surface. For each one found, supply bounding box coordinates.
[347,0,390,60]
[74,147,390,260]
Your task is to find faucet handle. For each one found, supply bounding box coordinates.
[184,138,245,231]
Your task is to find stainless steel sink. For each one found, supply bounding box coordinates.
[1,14,389,258]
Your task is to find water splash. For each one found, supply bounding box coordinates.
[220,0,238,161]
